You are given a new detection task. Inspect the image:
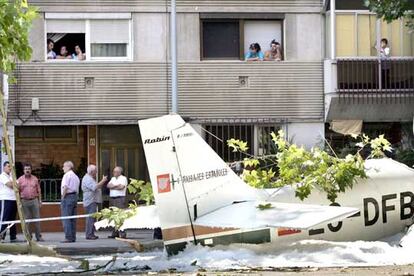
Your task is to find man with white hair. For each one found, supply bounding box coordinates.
[81,165,107,240]
[60,161,80,243]
[107,166,128,238]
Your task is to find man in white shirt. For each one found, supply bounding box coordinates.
[107,166,128,238]
[0,161,19,242]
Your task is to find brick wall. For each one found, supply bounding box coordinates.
[15,126,87,173]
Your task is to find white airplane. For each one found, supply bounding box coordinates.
[101,114,414,256]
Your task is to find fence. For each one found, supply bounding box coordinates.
[40,178,82,202]
[336,58,414,96]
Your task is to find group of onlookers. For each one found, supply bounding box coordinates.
[47,39,86,61]
[245,39,283,61]
[0,160,129,243]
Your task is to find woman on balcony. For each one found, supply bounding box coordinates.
[245,43,264,61]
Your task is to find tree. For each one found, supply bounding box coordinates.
[0,0,56,255]
[365,0,414,30]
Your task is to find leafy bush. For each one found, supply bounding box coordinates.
[228,131,392,203]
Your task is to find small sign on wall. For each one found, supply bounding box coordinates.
[89,138,96,146]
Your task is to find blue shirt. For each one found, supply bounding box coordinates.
[245,51,264,60]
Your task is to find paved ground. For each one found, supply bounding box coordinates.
[10,229,164,255]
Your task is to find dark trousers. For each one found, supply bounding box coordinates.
[109,196,126,238]
[84,202,97,238]
[0,200,17,241]
[61,193,77,241]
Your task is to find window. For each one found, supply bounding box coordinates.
[335,13,413,57]
[46,17,131,61]
[201,16,283,60]
[202,21,240,59]
[16,126,77,143]
[204,124,254,162]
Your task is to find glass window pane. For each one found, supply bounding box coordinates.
[403,19,413,56]
[357,15,376,56]
[99,126,140,145]
[127,149,138,179]
[390,20,402,56]
[202,21,240,59]
[336,14,356,56]
[116,149,125,169]
[16,127,43,139]
[44,126,74,139]
[91,43,127,57]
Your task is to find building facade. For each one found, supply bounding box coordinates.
[1,0,413,230]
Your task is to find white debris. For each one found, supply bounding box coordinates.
[2,231,414,274]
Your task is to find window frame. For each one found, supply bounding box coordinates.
[45,15,133,62]
[200,14,285,61]
[16,126,78,144]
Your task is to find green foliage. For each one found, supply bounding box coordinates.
[128,179,154,206]
[395,149,414,168]
[256,203,273,210]
[365,0,414,30]
[228,131,393,203]
[0,0,37,75]
[93,202,138,230]
[32,161,64,179]
[228,138,249,153]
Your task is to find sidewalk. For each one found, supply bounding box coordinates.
[10,229,164,255]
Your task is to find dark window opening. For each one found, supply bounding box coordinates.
[202,21,240,59]
[47,33,86,60]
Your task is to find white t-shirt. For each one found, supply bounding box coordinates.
[0,172,15,201]
[109,175,128,197]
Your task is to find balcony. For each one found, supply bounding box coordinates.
[325,57,414,122]
[337,58,414,96]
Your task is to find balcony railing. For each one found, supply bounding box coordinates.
[336,58,414,95]
[40,178,82,202]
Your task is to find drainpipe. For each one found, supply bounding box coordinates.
[170,0,178,113]
[330,0,336,60]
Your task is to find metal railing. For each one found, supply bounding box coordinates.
[40,178,82,202]
[337,57,414,96]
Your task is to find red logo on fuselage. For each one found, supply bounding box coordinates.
[157,174,171,193]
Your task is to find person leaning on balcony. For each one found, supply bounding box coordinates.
[46,39,56,59]
[72,45,86,61]
[0,161,21,243]
[107,166,128,239]
[17,163,44,242]
[57,46,72,60]
[245,43,264,61]
[60,161,80,243]
[81,165,107,240]
[264,39,283,61]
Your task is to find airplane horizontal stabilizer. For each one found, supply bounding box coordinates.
[94,205,160,231]
[194,201,358,230]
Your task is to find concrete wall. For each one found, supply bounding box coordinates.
[28,15,45,62]
[133,13,168,62]
[286,122,325,149]
[285,13,324,61]
[27,11,324,63]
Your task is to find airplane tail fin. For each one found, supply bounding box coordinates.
[138,114,256,230]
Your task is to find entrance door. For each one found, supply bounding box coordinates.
[100,146,140,180]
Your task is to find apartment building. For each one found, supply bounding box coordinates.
[324,1,414,152]
[4,0,412,222]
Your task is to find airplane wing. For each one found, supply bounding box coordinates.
[94,205,160,231]
[194,201,358,230]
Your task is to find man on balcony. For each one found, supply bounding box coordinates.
[107,166,128,239]
[60,161,80,243]
[17,163,44,242]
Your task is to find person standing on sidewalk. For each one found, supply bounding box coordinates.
[60,161,80,243]
[0,161,20,243]
[17,163,44,242]
[107,166,128,239]
[81,164,107,240]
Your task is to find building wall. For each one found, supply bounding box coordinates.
[9,62,324,123]
[15,126,87,171]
